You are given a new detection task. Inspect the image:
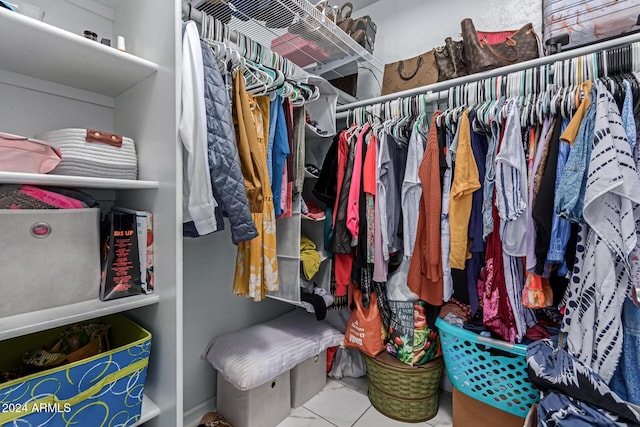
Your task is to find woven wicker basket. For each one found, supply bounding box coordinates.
[363,351,443,423]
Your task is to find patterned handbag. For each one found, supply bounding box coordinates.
[381,51,439,95]
[434,37,468,82]
[461,18,540,75]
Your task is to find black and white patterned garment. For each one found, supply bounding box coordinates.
[561,82,640,383]
[527,338,640,426]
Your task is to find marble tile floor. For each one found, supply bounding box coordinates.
[276,377,453,427]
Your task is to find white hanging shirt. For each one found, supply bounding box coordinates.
[180,21,218,234]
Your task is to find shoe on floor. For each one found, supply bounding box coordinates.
[198,411,232,427]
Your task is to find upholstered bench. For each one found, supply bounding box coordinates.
[202,309,344,427]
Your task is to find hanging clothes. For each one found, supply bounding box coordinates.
[525,116,552,272]
[408,112,444,306]
[481,100,504,241]
[532,117,563,276]
[465,110,488,315]
[363,133,377,264]
[198,39,257,244]
[270,98,290,217]
[495,100,527,258]
[563,81,640,382]
[378,128,409,269]
[354,129,373,308]
[373,126,389,283]
[402,117,427,259]
[332,127,357,295]
[482,189,517,342]
[180,21,218,236]
[231,72,279,302]
[312,134,339,206]
[347,124,370,239]
[555,81,595,224]
[292,107,306,194]
[441,125,454,302]
[449,111,481,270]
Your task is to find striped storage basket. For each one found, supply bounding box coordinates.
[363,351,443,422]
[34,128,137,179]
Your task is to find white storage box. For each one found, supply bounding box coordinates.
[217,370,291,427]
[291,350,327,407]
[0,208,100,317]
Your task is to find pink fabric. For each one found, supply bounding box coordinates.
[20,185,85,209]
[279,162,288,217]
[346,124,369,239]
[477,30,515,45]
[482,179,517,343]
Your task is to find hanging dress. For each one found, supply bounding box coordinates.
[231,72,279,301]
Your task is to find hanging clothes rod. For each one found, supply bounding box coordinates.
[182,1,306,80]
[182,2,238,43]
[336,31,640,115]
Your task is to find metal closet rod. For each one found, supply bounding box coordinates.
[336,31,640,115]
[181,1,303,76]
[182,1,239,43]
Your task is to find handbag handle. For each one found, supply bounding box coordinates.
[398,56,423,81]
[483,37,518,63]
[338,2,352,20]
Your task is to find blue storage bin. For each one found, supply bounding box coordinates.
[0,314,151,426]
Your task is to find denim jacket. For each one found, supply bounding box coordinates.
[554,89,597,223]
[546,118,571,274]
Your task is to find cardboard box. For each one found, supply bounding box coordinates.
[0,314,151,426]
[0,208,100,317]
[453,387,524,427]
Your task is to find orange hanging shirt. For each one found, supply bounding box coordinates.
[408,112,444,305]
[449,110,481,270]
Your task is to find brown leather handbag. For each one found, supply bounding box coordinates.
[381,51,439,95]
[461,18,540,75]
[434,37,468,82]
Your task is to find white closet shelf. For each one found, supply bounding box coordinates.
[191,0,383,79]
[133,395,161,426]
[266,294,306,308]
[0,171,159,189]
[0,294,160,341]
[0,8,158,97]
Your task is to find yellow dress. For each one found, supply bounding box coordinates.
[231,71,279,301]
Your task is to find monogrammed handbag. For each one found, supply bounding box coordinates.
[381,51,439,95]
[461,18,540,75]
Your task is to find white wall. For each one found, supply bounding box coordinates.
[355,0,542,99]
[182,224,292,412]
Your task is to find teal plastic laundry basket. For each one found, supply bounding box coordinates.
[436,318,539,418]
